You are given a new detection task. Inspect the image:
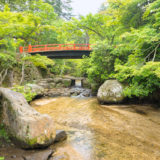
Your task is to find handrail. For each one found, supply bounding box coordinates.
[19,44,94,54]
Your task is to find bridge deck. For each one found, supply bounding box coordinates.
[19,44,93,54]
[19,44,93,59]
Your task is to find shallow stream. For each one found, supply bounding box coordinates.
[30,97,160,160]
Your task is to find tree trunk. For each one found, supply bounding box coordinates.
[20,62,25,85]
[8,70,14,87]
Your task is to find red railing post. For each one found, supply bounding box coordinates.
[74,44,76,50]
[19,46,23,54]
[45,45,47,51]
[88,44,90,50]
[59,44,62,50]
[28,44,32,53]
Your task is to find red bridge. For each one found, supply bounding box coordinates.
[19,44,93,59]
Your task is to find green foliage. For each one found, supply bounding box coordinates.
[57,0,160,99]
[0,52,16,69]
[12,85,36,102]
[86,42,117,85]
[0,0,160,102]
[79,56,91,77]
[115,62,160,98]
[44,0,73,19]
[0,7,42,49]
[58,12,120,44]
[52,59,83,77]
[23,54,54,70]
[0,124,10,143]
[0,0,72,19]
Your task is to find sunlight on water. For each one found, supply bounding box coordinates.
[31,97,160,160]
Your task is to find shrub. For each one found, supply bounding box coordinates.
[115,62,160,98]
[23,54,54,70]
[12,85,36,102]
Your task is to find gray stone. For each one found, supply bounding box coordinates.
[38,82,50,89]
[63,92,71,97]
[23,149,54,160]
[45,78,55,83]
[0,88,56,149]
[25,84,45,95]
[97,80,124,104]
[82,90,91,97]
[49,83,56,89]
[54,78,62,84]
[11,155,17,158]
[56,83,64,88]
[54,130,67,143]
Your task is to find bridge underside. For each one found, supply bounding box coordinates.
[30,50,91,59]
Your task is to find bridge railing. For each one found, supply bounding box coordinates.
[19,44,93,53]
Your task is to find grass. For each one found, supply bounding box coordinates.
[0,124,10,144]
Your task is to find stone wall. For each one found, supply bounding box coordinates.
[2,64,42,87]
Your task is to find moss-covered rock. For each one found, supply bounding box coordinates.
[54,78,62,83]
[56,83,64,88]
[97,80,124,104]
[0,88,56,149]
[62,79,71,87]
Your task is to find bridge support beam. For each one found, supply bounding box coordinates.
[30,50,91,59]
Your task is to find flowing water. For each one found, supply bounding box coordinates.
[31,97,160,160]
[75,79,82,88]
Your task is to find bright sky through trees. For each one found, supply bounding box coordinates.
[71,0,105,16]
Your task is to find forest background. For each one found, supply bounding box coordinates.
[0,0,160,100]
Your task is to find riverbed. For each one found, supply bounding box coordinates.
[0,97,160,160]
[31,97,160,160]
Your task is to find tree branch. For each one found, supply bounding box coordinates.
[80,26,105,40]
[152,44,159,61]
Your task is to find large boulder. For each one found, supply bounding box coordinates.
[97,80,124,104]
[0,88,56,149]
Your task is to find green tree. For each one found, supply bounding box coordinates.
[44,0,73,19]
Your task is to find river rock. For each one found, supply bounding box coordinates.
[23,149,54,160]
[82,89,91,97]
[54,130,67,143]
[97,80,124,104]
[25,84,45,95]
[49,83,56,89]
[0,88,56,149]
